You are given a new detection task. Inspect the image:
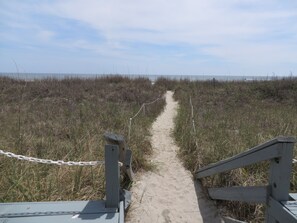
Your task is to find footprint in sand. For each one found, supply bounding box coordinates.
[162,209,172,223]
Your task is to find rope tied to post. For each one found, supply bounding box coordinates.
[128,95,164,141]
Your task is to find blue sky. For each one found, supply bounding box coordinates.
[1,0,297,76]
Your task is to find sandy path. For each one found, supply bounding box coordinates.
[126,91,221,223]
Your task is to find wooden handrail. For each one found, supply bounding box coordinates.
[195,136,296,223]
[208,186,270,203]
[196,136,296,179]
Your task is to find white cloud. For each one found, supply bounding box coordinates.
[38,30,56,42]
[41,2,293,41]
[1,0,297,74]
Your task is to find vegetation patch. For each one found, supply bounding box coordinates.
[0,76,165,202]
[156,78,297,222]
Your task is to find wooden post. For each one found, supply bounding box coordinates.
[104,133,134,181]
[104,133,126,166]
[105,144,120,209]
[266,141,294,223]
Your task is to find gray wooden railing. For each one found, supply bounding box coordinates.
[0,133,133,223]
[104,133,134,182]
[196,136,297,223]
[104,133,134,210]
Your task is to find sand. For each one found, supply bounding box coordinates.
[126,91,221,223]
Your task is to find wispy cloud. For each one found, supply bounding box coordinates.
[0,0,297,75]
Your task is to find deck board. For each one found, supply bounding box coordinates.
[282,201,297,218]
[290,193,297,201]
[0,200,119,223]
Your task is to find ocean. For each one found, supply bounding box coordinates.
[0,72,288,82]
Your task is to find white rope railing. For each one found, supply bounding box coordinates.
[128,95,164,140]
[0,95,165,166]
[189,96,197,134]
[130,104,145,120]
[0,149,119,166]
[189,95,202,169]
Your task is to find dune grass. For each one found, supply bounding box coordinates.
[0,76,165,202]
[2,75,296,221]
[156,77,297,222]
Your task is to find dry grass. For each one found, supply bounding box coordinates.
[156,77,297,222]
[0,76,165,202]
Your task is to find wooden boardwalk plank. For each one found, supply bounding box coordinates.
[267,197,297,223]
[290,193,297,201]
[282,201,297,217]
[0,201,119,223]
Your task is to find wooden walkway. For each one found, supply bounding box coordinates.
[0,200,122,223]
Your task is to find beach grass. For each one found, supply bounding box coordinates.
[156,77,297,222]
[0,76,165,202]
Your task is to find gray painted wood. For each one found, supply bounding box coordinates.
[121,189,132,210]
[104,132,125,143]
[197,144,279,178]
[119,201,124,223]
[0,201,119,222]
[125,149,134,181]
[0,213,119,223]
[0,143,126,223]
[290,193,297,201]
[266,142,294,222]
[208,186,269,203]
[105,144,120,209]
[104,133,125,162]
[222,216,247,223]
[196,137,295,179]
[282,201,297,217]
[0,201,116,217]
[196,137,296,222]
[268,142,294,201]
[104,133,134,181]
[267,197,297,223]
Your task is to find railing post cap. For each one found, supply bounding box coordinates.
[104,133,125,143]
[275,136,296,143]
